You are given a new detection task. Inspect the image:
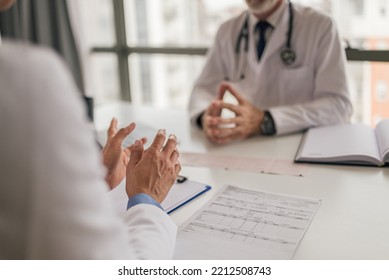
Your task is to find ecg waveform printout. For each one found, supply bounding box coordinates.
[180,152,307,177]
[174,185,321,259]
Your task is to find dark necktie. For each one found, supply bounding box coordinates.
[255,21,271,61]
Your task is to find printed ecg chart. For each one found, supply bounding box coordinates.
[174,185,321,259]
[180,152,307,177]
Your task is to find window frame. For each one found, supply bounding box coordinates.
[92,0,389,101]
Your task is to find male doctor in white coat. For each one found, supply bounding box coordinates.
[0,0,180,259]
[189,0,353,144]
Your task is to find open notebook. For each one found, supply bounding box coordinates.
[295,119,389,166]
[108,178,211,214]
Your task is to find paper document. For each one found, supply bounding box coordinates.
[181,152,307,177]
[174,185,321,259]
[108,178,211,215]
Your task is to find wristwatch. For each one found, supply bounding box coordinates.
[260,111,276,136]
[196,112,204,129]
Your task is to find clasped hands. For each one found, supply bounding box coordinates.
[102,118,181,203]
[202,81,265,144]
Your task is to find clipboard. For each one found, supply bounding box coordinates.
[162,177,212,214]
[108,176,211,215]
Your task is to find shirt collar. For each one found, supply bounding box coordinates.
[249,0,287,33]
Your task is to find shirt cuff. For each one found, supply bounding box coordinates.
[127,193,164,211]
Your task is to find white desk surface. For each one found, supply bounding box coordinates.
[94,102,389,260]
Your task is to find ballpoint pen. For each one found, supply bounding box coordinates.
[176,175,188,183]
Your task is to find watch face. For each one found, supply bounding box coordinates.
[261,112,275,135]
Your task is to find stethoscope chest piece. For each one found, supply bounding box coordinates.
[280,48,296,66]
[232,1,296,80]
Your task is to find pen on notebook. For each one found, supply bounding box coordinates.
[176,175,188,183]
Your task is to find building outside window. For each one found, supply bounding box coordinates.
[81,0,389,127]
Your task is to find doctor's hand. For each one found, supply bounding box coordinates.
[125,129,181,203]
[204,82,265,144]
[102,118,146,190]
[201,99,224,142]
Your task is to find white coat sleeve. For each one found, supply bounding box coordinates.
[269,18,353,135]
[188,26,228,126]
[16,46,176,259]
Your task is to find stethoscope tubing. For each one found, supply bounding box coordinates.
[230,1,295,81]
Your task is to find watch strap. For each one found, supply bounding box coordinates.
[260,111,276,135]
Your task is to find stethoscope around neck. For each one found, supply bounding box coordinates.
[228,1,296,81]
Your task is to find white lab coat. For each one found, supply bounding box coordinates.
[0,41,176,259]
[189,3,352,135]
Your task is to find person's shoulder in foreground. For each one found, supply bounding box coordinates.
[0,41,177,259]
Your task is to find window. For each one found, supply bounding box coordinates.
[376,80,388,101]
[379,0,389,17]
[83,0,389,126]
[90,53,120,103]
[349,0,364,16]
